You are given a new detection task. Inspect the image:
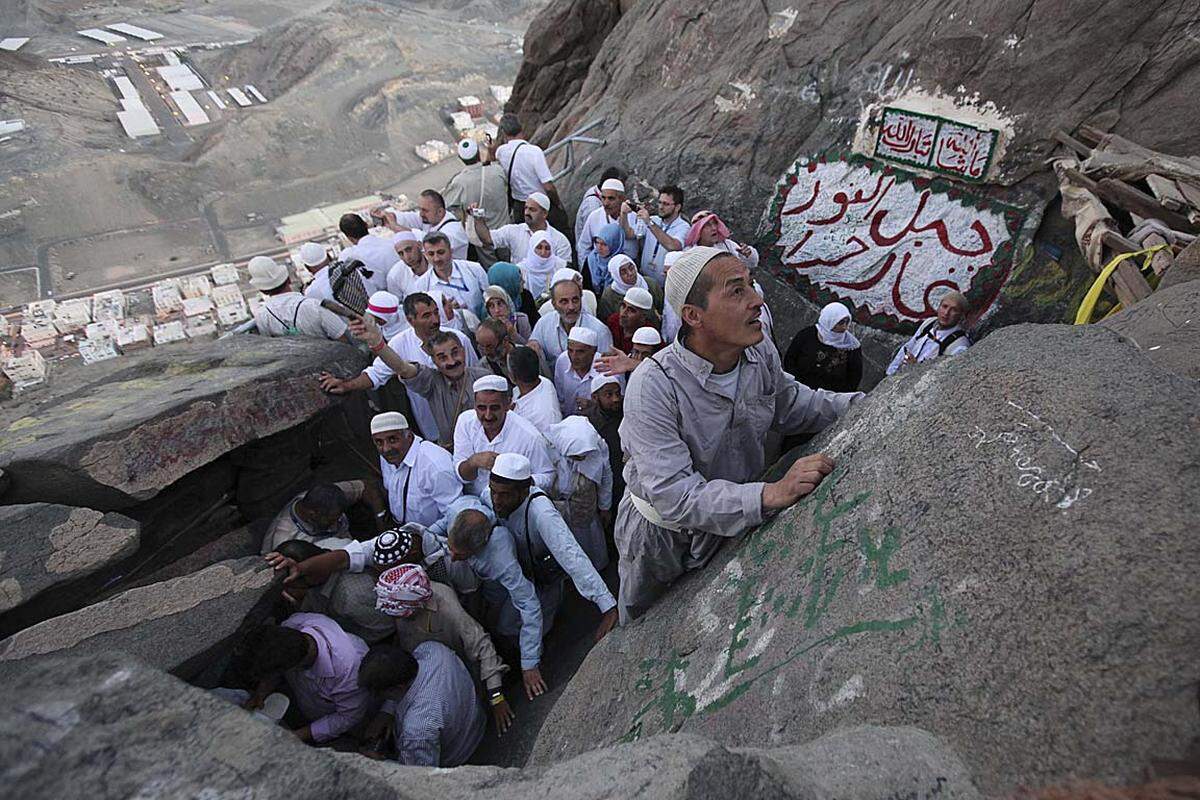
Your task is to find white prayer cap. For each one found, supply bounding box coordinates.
[663,251,684,271]
[457,138,479,161]
[392,229,418,244]
[632,326,662,346]
[370,412,408,434]
[248,256,289,291]
[299,242,327,267]
[664,246,726,315]
[591,373,620,394]
[473,374,510,394]
[600,178,626,194]
[492,452,532,481]
[367,291,399,316]
[550,267,580,289]
[527,191,551,211]
[624,287,653,311]
[567,326,599,348]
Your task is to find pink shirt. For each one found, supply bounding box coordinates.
[281,612,372,742]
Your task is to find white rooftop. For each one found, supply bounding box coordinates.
[0,38,30,52]
[118,104,159,138]
[245,85,267,103]
[227,87,251,107]
[157,64,204,92]
[170,90,210,126]
[106,23,163,41]
[77,28,127,45]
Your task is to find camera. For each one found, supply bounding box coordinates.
[626,200,640,212]
[470,207,487,218]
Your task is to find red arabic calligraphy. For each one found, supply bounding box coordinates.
[933,127,991,179]
[878,115,935,160]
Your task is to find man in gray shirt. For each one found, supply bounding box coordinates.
[616,246,864,622]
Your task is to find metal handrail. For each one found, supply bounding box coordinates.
[544,118,607,181]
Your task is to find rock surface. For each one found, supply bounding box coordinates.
[530,324,1200,793]
[0,556,278,679]
[1101,280,1200,380]
[515,0,1200,230]
[1161,239,1200,290]
[0,650,981,800]
[511,0,1200,332]
[0,652,401,800]
[0,504,139,613]
[0,336,367,508]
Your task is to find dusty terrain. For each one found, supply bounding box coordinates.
[0,0,543,304]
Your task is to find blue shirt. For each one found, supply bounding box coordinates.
[384,640,484,766]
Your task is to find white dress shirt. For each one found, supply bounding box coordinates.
[495,138,553,202]
[408,260,489,317]
[380,436,463,528]
[512,376,563,432]
[452,409,557,496]
[574,186,602,246]
[391,210,470,260]
[339,235,396,293]
[530,312,613,364]
[490,222,572,264]
[553,352,621,417]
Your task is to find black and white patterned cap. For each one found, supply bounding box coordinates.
[371,526,418,570]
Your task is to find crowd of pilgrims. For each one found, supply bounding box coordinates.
[228,114,974,765]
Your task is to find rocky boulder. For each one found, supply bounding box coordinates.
[0,556,278,680]
[511,1,1200,332]
[0,650,981,800]
[0,504,139,614]
[1101,280,1200,381]
[0,651,400,800]
[0,336,367,509]
[531,324,1200,794]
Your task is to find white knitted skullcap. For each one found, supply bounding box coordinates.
[664,246,727,315]
[623,287,653,311]
[567,325,599,348]
[370,412,408,434]
[600,179,626,193]
[492,452,532,481]
[472,375,509,394]
[631,326,662,346]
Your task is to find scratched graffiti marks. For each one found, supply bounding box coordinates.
[876,108,998,182]
[769,154,1027,332]
[968,400,1102,511]
[620,470,963,743]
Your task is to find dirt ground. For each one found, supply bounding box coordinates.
[0,0,545,305]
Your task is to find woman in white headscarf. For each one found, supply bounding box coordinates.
[783,301,863,392]
[597,254,662,319]
[519,230,567,300]
[366,290,408,339]
[545,416,613,571]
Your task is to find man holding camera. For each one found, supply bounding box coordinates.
[624,185,689,285]
[467,192,572,264]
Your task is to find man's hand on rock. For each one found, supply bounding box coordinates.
[264,552,301,583]
[762,453,835,511]
[593,608,618,643]
[492,695,515,735]
[523,667,547,700]
[318,372,348,394]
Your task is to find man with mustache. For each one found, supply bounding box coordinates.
[614,247,865,623]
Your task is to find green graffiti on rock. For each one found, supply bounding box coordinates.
[619,469,965,743]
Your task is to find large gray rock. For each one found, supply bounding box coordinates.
[0,504,139,613]
[1,649,979,800]
[530,324,1200,794]
[0,652,402,800]
[0,336,367,508]
[0,556,278,679]
[1101,280,1200,380]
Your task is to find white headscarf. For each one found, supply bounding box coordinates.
[520,230,567,298]
[815,302,860,350]
[367,291,405,339]
[546,416,606,489]
[606,254,648,296]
